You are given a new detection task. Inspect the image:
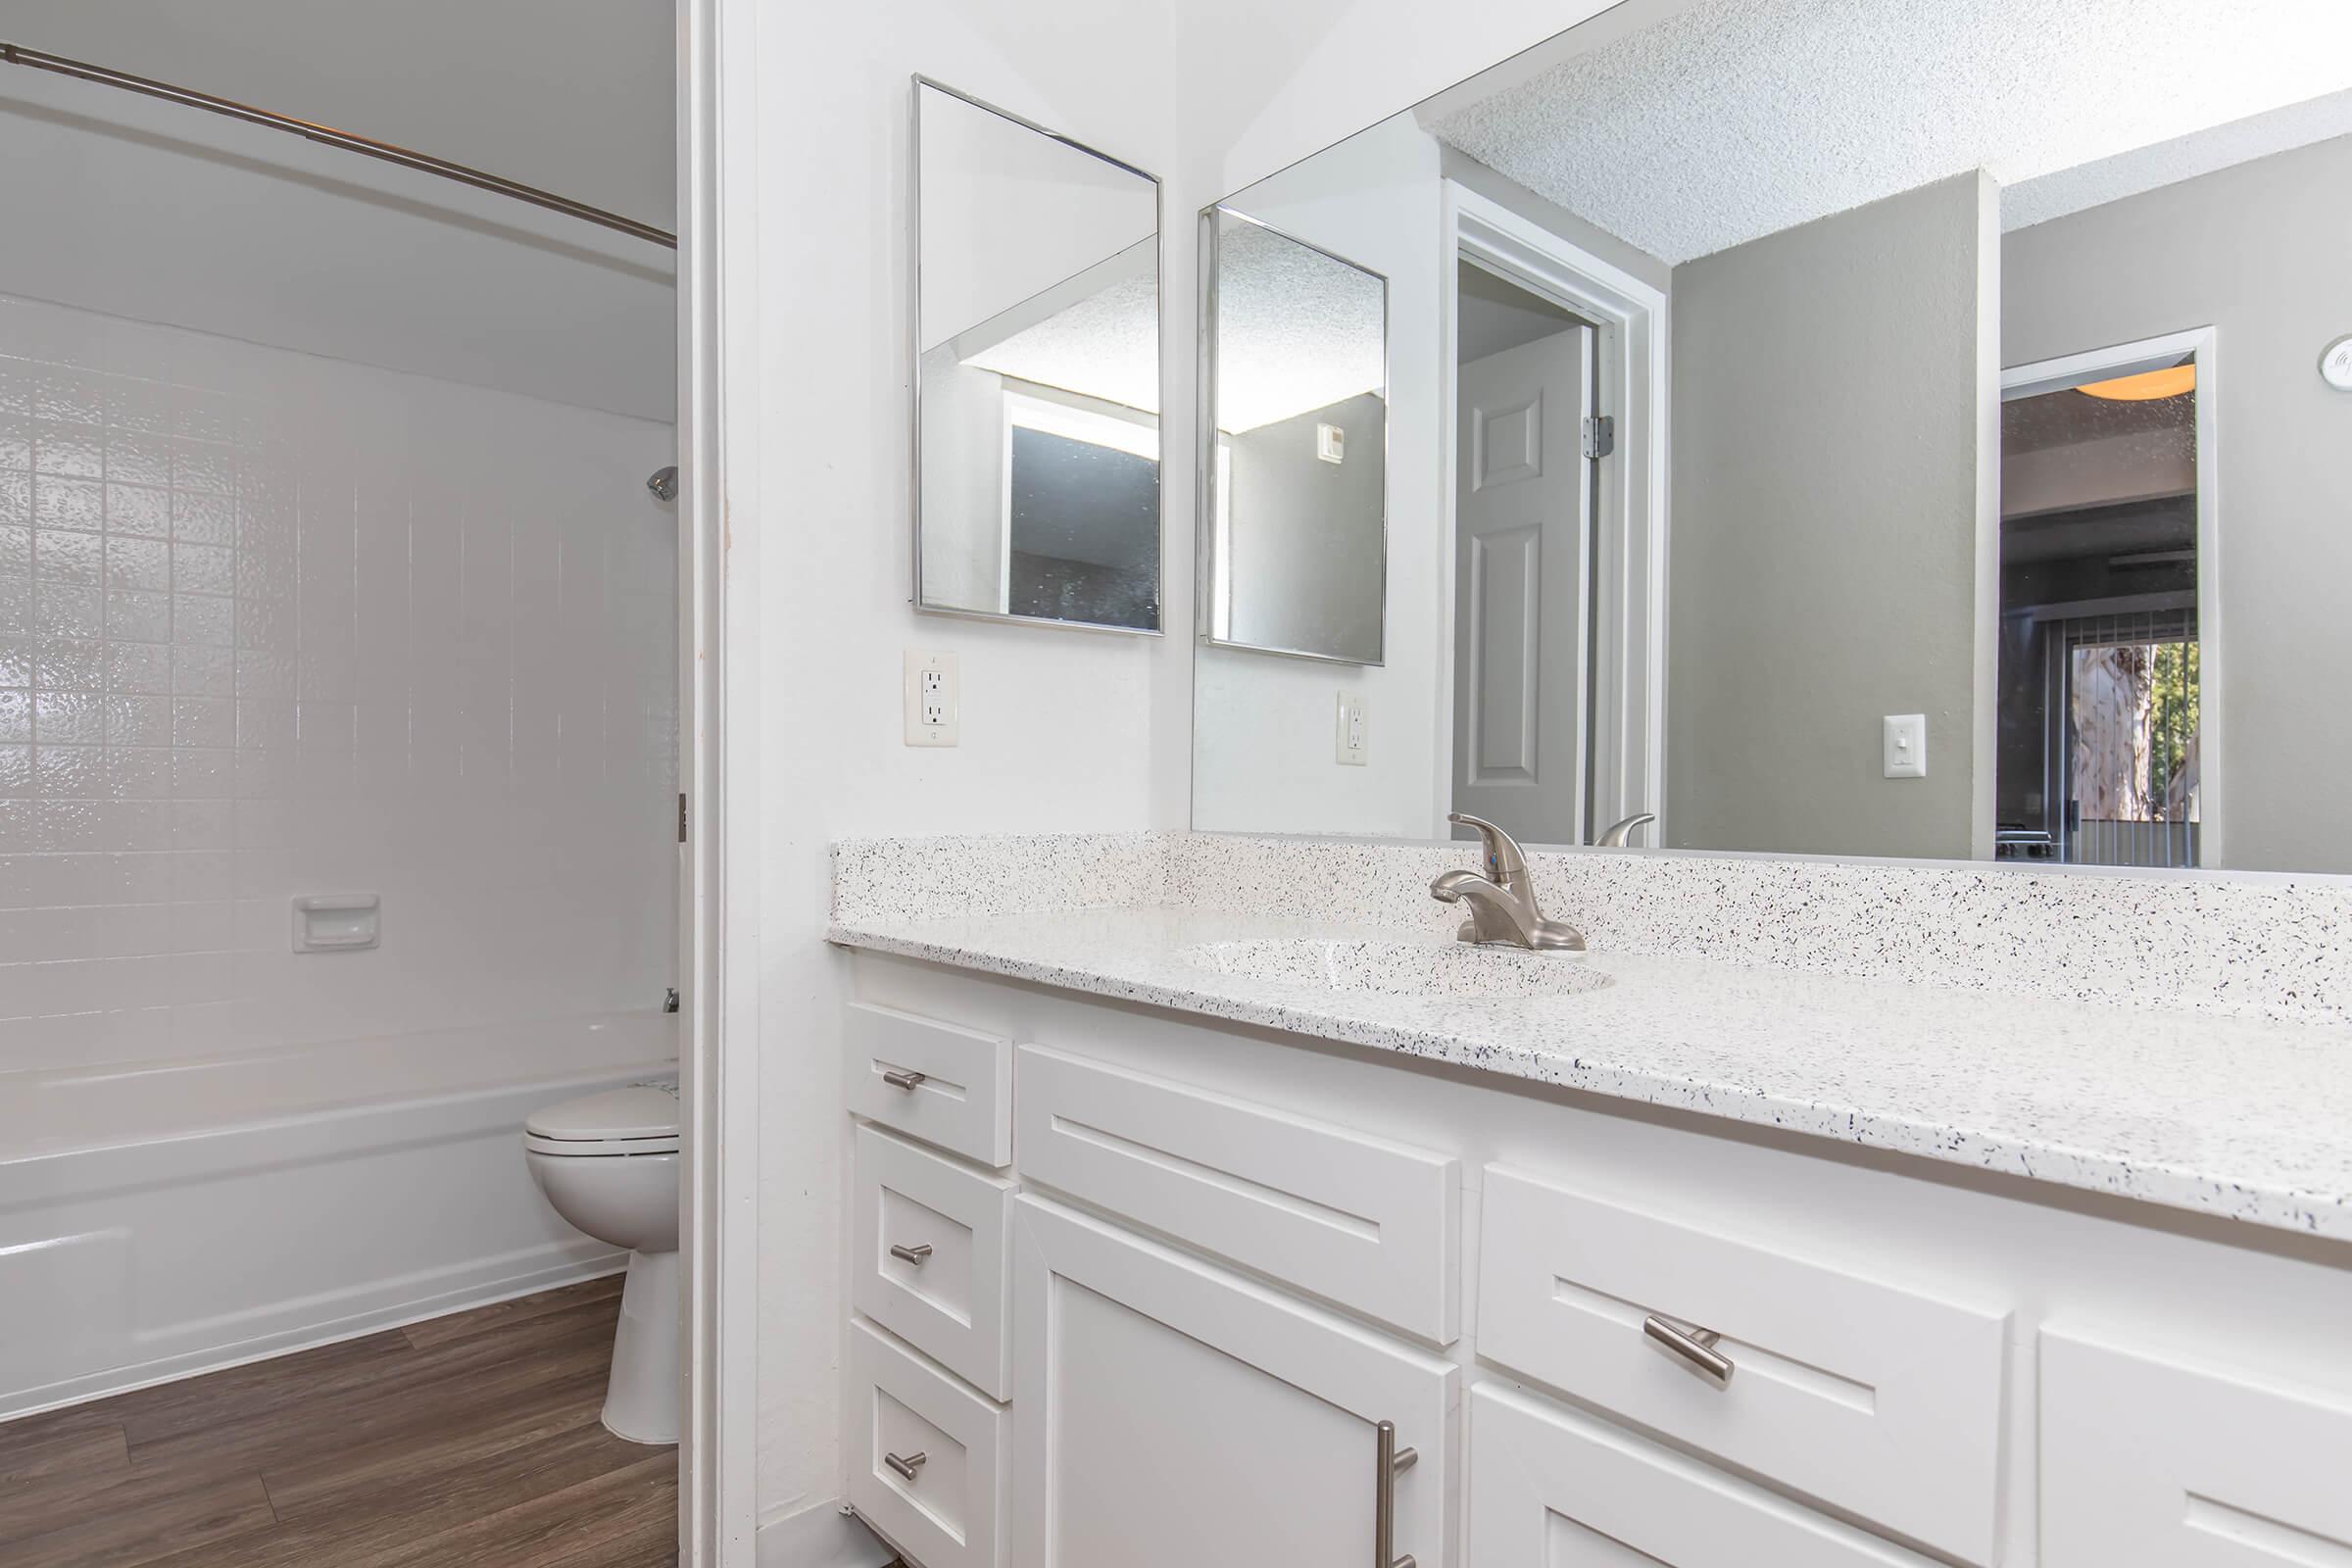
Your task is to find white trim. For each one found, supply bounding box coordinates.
[1003,389,1161,460]
[1440,180,1671,846]
[679,0,757,1562]
[2000,325,2222,868]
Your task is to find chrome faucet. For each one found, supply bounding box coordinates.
[1431,813,1586,953]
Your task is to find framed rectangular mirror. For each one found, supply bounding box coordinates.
[912,77,1162,633]
[1190,0,2352,876]
[1200,206,1391,664]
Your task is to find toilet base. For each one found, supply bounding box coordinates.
[602,1248,681,1446]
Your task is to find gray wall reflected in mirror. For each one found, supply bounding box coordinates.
[912,79,1161,633]
[1201,209,1388,663]
[1188,0,2352,876]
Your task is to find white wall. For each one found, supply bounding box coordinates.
[0,58,674,421]
[0,293,677,1072]
[1194,115,1446,838]
[724,0,1672,1530]
[719,0,1188,1530]
[0,0,675,229]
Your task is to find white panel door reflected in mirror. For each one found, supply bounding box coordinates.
[912,78,1161,633]
[1189,0,2352,875]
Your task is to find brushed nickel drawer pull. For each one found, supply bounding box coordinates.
[884,1449,927,1483]
[889,1243,934,1265]
[1374,1419,1417,1568]
[881,1067,927,1091]
[1643,1313,1734,1386]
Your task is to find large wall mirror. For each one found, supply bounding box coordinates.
[912,78,1162,633]
[1191,0,2352,876]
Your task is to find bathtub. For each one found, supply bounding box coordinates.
[0,1010,677,1420]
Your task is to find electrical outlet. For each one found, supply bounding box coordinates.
[1335,690,1368,765]
[905,651,960,747]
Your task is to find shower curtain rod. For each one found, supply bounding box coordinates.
[0,40,677,249]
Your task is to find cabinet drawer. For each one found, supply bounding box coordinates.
[1478,1166,2009,1564]
[2042,1328,2352,1564]
[853,1125,1018,1399]
[1468,1382,1930,1566]
[846,1318,1006,1568]
[1015,1044,1460,1341]
[846,1001,1012,1166]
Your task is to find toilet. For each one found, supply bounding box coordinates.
[523,1079,681,1445]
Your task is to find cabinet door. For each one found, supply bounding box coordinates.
[1467,1384,1929,1567]
[1009,1195,1455,1568]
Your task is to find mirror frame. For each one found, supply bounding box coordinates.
[1196,203,1393,667]
[908,74,1166,636]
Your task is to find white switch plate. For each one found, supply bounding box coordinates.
[1335,690,1368,765]
[904,651,960,747]
[1883,713,1927,779]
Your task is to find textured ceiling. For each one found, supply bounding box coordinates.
[968,270,1162,414]
[1212,217,1387,433]
[1431,0,2352,265]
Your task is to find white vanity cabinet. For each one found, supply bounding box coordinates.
[1007,1195,1453,1568]
[839,955,2352,1568]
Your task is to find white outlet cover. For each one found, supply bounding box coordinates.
[1335,690,1368,765]
[904,651,960,747]
[1883,713,1927,779]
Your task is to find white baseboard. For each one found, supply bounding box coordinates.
[0,1250,626,1424]
[756,1497,896,1568]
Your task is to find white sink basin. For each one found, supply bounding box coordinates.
[1180,938,1612,1000]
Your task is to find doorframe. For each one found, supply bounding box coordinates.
[678,0,758,1561]
[1438,181,1669,846]
[2000,324,2222,868]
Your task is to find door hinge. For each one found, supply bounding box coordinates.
[677,792,688,843]
[1582,414,1616,460]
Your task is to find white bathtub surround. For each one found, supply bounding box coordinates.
[827,834,2352,1240]
[0,1010,676,1420]
[833,830,2352,1025]
[0,292,679,1075]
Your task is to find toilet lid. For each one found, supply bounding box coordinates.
[526,1082,680,1144]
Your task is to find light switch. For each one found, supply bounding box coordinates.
[904,651,960,747]
[1335,690,1368,765]
[1316,423,1346,465]
[1883,713,1927,779]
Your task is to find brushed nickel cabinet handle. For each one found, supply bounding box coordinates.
[884,1449,927,1483]
[1643,1313,1734,1386]
[880,1067,927,1091]
[889,1243,933,1265]
[1374,1419,1417,1568]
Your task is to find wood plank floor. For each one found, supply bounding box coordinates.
[0,1275,678,1568]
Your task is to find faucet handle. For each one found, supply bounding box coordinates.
[1447,812,1531,888]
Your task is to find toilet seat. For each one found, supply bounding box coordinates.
[524,1082,680,1156]
[523,1129,679,1157]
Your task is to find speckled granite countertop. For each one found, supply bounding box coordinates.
[829,906,2352,1243]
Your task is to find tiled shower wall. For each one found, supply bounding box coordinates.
[0,294,677,1073]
